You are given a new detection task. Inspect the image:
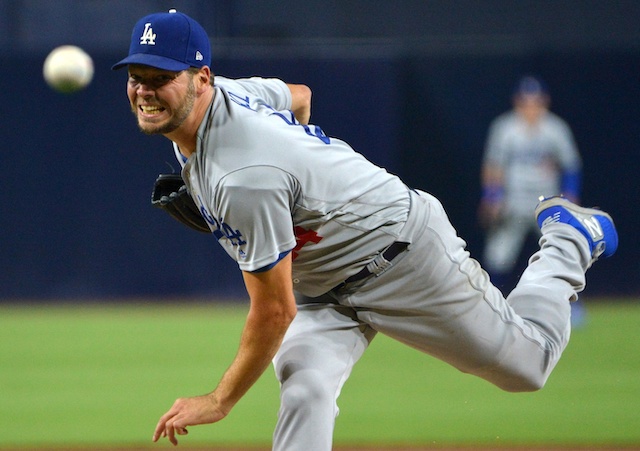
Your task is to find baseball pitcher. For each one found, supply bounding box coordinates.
[113,10,618,450]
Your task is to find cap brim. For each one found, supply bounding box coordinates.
[111,53,191,71]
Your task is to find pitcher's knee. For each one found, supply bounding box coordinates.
[469,351,551,393]
[496,373,547,393]
[280,372,337,415]
[478,363,549,392]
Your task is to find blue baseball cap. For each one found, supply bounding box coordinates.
[513,76,549,97]
[112,9,211,71]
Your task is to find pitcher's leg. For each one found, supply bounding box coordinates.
[272,303,375,451]
[507,225,590,349]
[349,193,616,392]
[355,241,565,392]
[510,195,619,355]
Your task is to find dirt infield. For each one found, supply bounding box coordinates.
[91,448,638,451]
[3,446,638,451]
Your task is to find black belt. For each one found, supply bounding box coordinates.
[333,241,409,291]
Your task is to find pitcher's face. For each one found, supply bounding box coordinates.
[127,65,196,135]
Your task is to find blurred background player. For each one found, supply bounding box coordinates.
[478,76,586,324]
[478,76,582,289]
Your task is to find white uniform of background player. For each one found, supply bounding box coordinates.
[114,11,616,450]
[479,76,582,290]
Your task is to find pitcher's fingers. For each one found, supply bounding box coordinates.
[153,410,176,442]
[165,420,179,446]
[152,421,166,442]
[153,418,167,442]
[166,429,178,446]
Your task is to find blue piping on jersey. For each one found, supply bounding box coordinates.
[252,249,292,273]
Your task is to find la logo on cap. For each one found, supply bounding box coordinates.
[140,23,156,45]
[111,9,211,71]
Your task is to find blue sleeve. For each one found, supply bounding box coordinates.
[482,185,504,204]
[561,169,581,199]
[251,250,292,273]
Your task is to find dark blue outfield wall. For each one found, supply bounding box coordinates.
[1,51,638,301]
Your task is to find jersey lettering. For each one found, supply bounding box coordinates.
[270,109,296,125]
[228,92,255,111]
[267,106,331,144]
[302,124,330,144]
[292,226,323,260]
[227,90,331,145]
[199,205,224,239]
[221,222,247,246]
[197,195,247,245]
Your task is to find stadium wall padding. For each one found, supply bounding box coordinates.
[1,51,637,300]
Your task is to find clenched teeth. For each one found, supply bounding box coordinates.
[140,105,165,114]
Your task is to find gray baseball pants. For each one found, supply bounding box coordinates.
[272,190,591,450]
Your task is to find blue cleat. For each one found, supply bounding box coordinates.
[535,196,618,261]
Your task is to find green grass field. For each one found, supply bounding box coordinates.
[1,299,638,449]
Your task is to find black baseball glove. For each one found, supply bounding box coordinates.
[151,173,210,233]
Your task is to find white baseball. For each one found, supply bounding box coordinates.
[43,45,94,93]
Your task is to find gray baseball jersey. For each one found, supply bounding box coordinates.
[178,76,410,296]
[483,110,582,215]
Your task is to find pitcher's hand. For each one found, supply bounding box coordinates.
[152,393,227,446]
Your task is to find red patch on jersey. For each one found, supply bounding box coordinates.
[292,226,323,260]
